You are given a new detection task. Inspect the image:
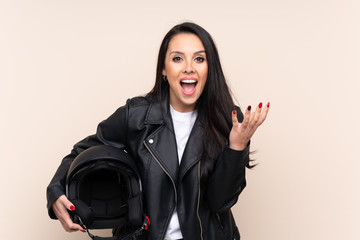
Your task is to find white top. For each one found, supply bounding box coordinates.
[165,105,197,240]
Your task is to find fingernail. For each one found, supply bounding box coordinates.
[267,102,270,108]
[70,205,75,211]
[80,230,86,233]
[247,105,251,111]
[258,102,262,108]
[233,110,236,115]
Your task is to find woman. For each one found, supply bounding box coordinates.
[47,22,269,240]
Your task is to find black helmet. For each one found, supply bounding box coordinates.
[66,145,149,240]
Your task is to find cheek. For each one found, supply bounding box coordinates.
[200,63,208,74]
[200,66,208,80]
[166,66,179,78]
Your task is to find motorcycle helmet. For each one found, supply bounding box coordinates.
[66,145,149,240]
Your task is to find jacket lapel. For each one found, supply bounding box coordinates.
[179,117,203,180]
[144,96,179,183]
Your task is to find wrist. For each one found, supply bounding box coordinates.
[229,143,247,151]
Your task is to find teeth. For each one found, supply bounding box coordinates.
[181,80,196,83]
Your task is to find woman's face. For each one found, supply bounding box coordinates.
[162,33,208,112]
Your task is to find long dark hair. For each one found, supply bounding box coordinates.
[149,22,249,184]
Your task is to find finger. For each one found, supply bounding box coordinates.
[241,105,252,129]
[57,204,85,233]
[52,196,70,217]
[248,102,263,129]
[256,102,270,126]
[57,207,73,232]
[59,195,76,212]
[232,110,239,127]
[64,217,85,232]
[54,196,85,232]
[61,221,84,232]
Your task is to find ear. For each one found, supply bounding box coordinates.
[162,69,166,76]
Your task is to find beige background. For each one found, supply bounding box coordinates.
[1,0,359,239]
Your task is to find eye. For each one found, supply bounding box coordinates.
[195,56,205,62]
[172,56,182,62]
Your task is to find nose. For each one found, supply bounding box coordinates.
[184,60,194,74]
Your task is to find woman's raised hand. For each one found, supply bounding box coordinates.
[52,195,85,233]
[229,102,270,151]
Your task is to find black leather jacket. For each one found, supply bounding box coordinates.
[47,95,250,240]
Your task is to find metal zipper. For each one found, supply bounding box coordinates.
[143,140,178,216]
[197,163,204,240]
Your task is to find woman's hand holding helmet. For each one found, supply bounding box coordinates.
[52,195,85,233]
[230,102,270,151]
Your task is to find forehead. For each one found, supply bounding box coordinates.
[167,33,205,53]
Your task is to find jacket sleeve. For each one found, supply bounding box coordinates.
[46,102,129,219]
[205,107,250,212]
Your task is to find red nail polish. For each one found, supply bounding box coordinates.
[81,230,86,233]
[258,102,262,108]
[247,105,251,111]
[267,102,270,108]
[233,110,236,114]
[70,205,75,211]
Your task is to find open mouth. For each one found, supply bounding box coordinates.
[180,79,197,95]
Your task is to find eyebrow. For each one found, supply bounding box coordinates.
[169,50,206,56]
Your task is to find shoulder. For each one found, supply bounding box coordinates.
[104,95,153,123]
[109,94,158,119]
[126,94,155,109]
[124,95,159,122]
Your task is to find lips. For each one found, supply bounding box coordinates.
[180,78,197,95]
